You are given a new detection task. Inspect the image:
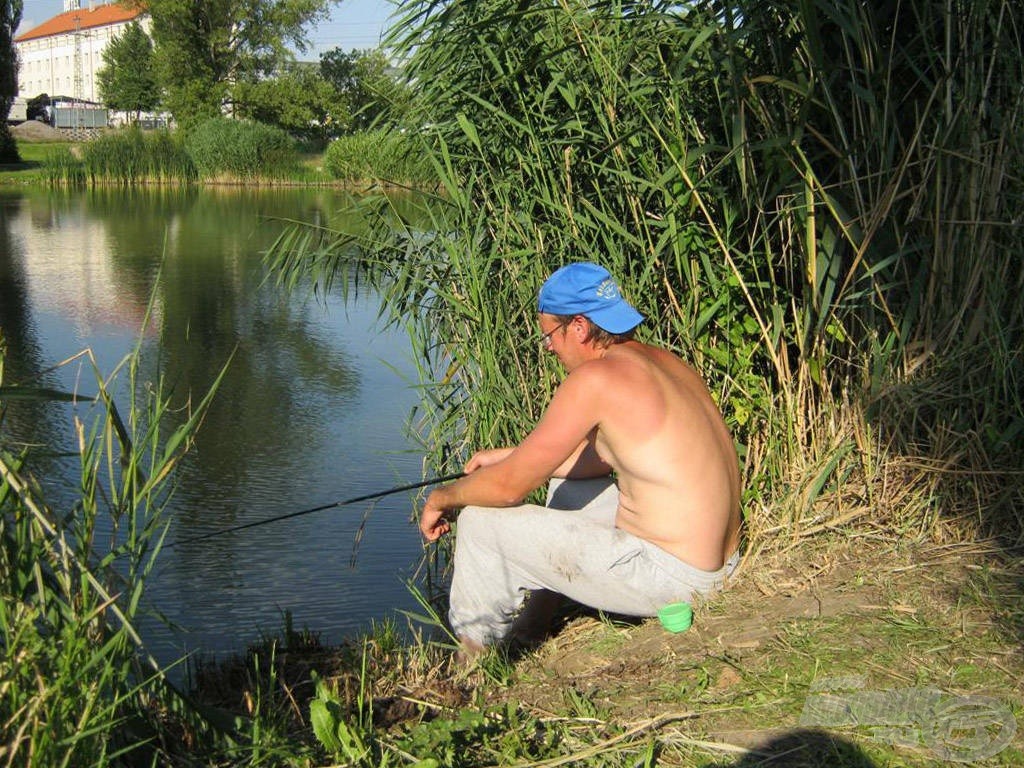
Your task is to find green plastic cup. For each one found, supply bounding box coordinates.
[657,602,693,633]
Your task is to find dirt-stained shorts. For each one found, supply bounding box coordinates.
[448,477,739,646]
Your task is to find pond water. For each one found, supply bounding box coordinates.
[0,186,438,668]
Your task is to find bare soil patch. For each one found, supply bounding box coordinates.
[495,538,1023,763]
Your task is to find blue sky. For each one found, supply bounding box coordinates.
[17,0,396,58]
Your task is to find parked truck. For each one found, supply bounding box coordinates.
[5,97,28,124]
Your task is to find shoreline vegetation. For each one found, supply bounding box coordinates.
[3,0,1024,766]
[0,120,433,189]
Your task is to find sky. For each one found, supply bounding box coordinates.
[17,0,396,58]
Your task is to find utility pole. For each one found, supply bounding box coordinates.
[73,16,83,100]
[73,14,84,127]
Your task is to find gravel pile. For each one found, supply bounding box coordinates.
[10,120,66,141]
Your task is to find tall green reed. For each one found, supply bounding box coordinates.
[43,146,87,186]
[82,127,198,185]
[185,117,299,182]
[0,326,227,764]
[324,128,434,184]
[266,0,1024,548]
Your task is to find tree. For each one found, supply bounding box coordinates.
[26,93,50,122]
[233,65,347,145]
[96,21,159,121]
[133,0,332,127]
[320,48,412,131]
[1,0,23,162]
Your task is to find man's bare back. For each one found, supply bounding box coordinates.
[580,341,741,571]
[422,330,741,572]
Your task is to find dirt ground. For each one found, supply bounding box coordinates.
[491,537,1023,764]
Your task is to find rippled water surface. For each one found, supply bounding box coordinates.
[0,187,434,666]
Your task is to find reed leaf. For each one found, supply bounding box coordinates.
[266,0,1024,550]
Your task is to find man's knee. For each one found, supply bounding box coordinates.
[455,505,488,540]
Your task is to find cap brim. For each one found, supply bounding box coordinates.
[588,303,644,334]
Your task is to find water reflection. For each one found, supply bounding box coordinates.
[0,187,430,667]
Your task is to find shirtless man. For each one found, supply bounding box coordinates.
[420,262,742,653]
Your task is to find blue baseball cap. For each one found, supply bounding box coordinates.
[537,263,644,334]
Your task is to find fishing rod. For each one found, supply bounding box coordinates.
[165,472,466,549]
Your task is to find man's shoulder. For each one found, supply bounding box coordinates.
[563,352,640,393]
[570,342,693,388]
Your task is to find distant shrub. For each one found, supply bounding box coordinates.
[185,118,298,180]
[324,129,432,184]
[82,127,196,184]
[0,128,19,163]
[42,147,86,186]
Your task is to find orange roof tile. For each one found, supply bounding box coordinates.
[15,3,144,42]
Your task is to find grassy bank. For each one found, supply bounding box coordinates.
[183,537,1023,766]
[0,121,430,187]
[0,138,68,184]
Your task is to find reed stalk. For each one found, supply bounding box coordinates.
[0,322,228,764]
[82,127,198,185]
[266,0,1024,553]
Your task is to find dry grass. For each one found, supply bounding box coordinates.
[184,531,1023,765]
[496,536,1023,765]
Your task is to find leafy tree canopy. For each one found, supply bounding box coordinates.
[233,65,347,145]
[96,21,160,119]
[319,48,413,131]
[133,0,332,126]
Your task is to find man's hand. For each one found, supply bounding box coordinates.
[464,447,514,474]
[420,488,453,542]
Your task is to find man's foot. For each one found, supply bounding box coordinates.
[454,636,486,667]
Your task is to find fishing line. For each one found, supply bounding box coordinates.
[165,472,466,549]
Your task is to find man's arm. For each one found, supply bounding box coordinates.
[467,439,610,479]
[419,367,607,540]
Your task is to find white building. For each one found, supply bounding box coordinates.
[15,1,149,103]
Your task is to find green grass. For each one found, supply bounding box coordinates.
[0,140,73,183]
[0,318,230,765]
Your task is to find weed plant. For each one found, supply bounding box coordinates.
[267,0,1024,556]
[0,333,228,764]
[184,117,299,182]
[324,128,434,185]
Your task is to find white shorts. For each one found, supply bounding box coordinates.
[448,477,739,646]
